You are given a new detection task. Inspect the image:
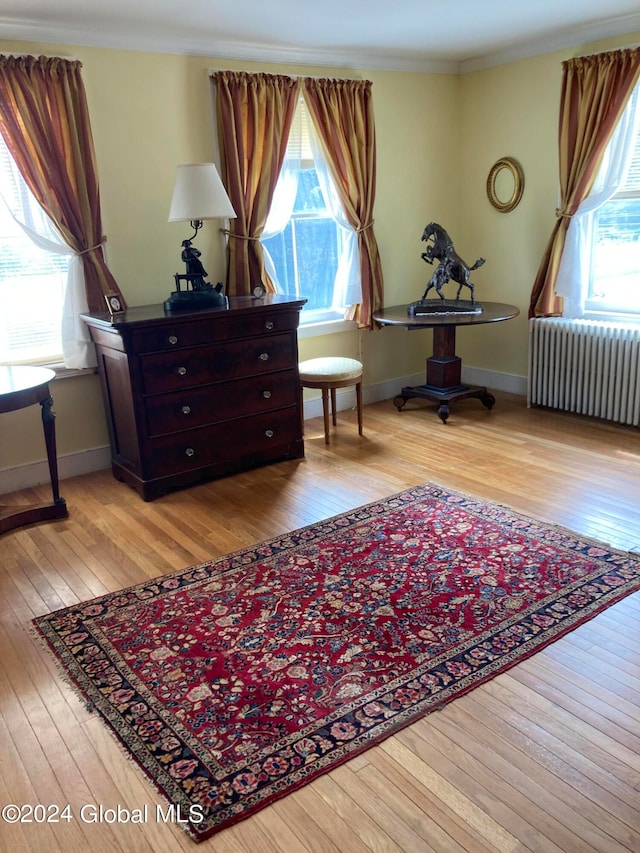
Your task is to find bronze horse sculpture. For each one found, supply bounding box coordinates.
[420,223,485,303]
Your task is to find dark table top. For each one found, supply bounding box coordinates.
[373,301,520,328]
[0,365,55,397]
[0,365,55,414]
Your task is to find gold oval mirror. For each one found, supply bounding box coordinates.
[487,157,524,212]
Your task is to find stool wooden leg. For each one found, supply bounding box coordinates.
[356,381,363,435]
[321,387,330,444]
[330,387,337,426]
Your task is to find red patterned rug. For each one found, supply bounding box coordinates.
[34,483,640,842]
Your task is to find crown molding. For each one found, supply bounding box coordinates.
[460,12,640,73]
[202,40,459,74]
[1,12,639,76]
[0,19,458,73]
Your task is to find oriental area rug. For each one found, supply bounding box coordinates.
[34,483,640,842]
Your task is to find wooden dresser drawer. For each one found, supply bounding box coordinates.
[145,370,299,436]
[147,408,300,477]
[130,309,301,354]
[140,333,297,394]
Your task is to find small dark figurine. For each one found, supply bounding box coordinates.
[420,222,485,302]
[166,235,226,312]
[181,239,209,290]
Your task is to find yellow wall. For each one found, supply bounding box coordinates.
[455,51,564,375]
[1,31,639,473]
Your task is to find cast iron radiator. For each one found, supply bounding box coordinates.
[528,317,640,426]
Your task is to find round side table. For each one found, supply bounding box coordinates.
[373,301,520,422]
[0,365,68,534]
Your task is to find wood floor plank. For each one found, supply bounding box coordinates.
[311,773,404,852]
[252,808,313,853]
[561,631,640,678]
[403,719,592,853]
[356,760,474,852]
[540,641,640,699]
[0,656,97,851]
[525,655,640,733]
[425,703,640,849]
[456,686,640,813]
[0,774,37,853]
[379,736,528,852]
[363,746,497,853]
[331,762,440,852]
[268,794,343,853]
[494,672,640,784]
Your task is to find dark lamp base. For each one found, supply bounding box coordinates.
[163,289,228,314]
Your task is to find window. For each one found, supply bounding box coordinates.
[0,135,69,365]
[580,85,640,317]
[263,163,345,319]
[261,100,361,325]
[587,115,640,316]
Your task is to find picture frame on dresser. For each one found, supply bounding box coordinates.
[81,294,306,500]
[103,291,125,315]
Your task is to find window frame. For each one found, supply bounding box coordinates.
[267,203,349,325]
[582,85,640,321]
[584,196,640,320]
[260,101,357,328]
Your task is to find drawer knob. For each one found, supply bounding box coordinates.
[185,447,196,457]
[265,320,274,330]
[181,405,192,415]
[177,366,187,376]
[259,352,269,361]
[264,429,274,438]
[262,390,272,399]
[168,335,178,345]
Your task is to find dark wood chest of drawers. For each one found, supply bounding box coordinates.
[81,295,306,500]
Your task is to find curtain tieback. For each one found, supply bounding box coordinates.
[220,229,260,241]
[77,236,107,255]
[355,221,374,233]
[554,209,573,219]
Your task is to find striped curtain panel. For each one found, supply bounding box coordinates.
[0,55,125,314]
[212,71,300,296]
[302,77,384,330]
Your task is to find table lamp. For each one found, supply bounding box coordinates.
[164,163,236,313]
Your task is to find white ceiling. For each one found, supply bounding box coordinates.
[2,0,640,73]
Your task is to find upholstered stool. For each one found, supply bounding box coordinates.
[298,357,363,445]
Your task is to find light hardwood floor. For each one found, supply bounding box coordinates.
[1,391,639,852]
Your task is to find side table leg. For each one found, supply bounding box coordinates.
[437,403,450,423]
[40,395,64,506]
[428,325,462,388]
[0,386,68,534]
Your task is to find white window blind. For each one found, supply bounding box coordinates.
[0,135,69,365]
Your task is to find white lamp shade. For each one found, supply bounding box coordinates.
[168,163,236,222]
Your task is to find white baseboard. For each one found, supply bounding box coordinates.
[303,367,527,419]
[0,446,111,496]
[461,365,527,397]
[3,368,526,494]
[301,373,424,420]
